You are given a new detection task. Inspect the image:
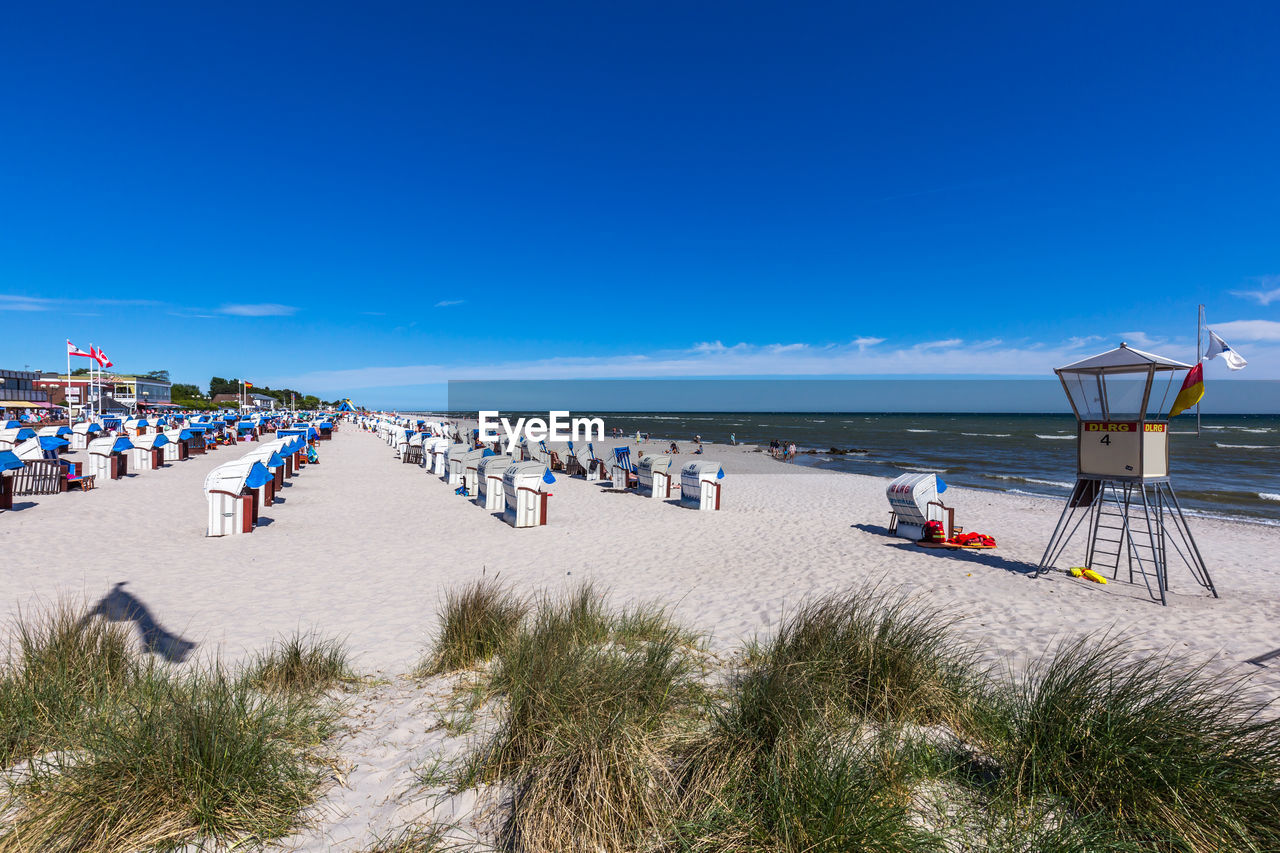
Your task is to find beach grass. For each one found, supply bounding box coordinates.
[667,588,983,852]
[0,602,138,768]
[247,629,355,694]
[465,583,707,852]
[362,824,451,852]
[713,587,990,751]
[0,605,348,853]
[430,582,1280,851]
[417,577,529,676]
[672,727,946,852]
[7,587,1279,851]
[999,638,1280,852]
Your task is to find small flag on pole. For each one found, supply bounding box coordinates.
[67,340,93,358]
[1204,330,1247,371]
[91,346,113,369]
[1168,363,1205,418]
[245,382,254,389]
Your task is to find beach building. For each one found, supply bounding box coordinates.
[1,369,51,417]
[44,373,172,414]
[210,392,276,410]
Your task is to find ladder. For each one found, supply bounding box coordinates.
[1037,478,1215,606]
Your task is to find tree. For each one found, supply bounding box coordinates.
[171,383,203,399]
[141,369,170,381]
[208,377,238,397]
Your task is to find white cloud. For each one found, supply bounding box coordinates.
[267,334,1233,393]
[1230,276,1280,306]
[435,300,465,308]
[1119,331,1165,349]
[0,295,56,311]
[1210,319,1280,343]
[218,303,298,317]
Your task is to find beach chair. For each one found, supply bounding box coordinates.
[11,460,64,496]
[564,441,583,476]
[610,447,638,490]
[548,449,564,472]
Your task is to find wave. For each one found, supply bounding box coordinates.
[1180,508,1280,528]
[1229,427,1274,433]
[1261,493,1280,502]
[902,466,948,473]
[1215,443,1279,450]
[989,474,1075,489]
[1036,434,1074,440]
[906,429,936,433]
[962,432,1011,437]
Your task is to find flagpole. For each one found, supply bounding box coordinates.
[1196,305,1203,438]
[89,343,96,418]
[65,343,72,422]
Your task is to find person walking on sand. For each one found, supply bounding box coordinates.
[730,432,736,446]
[788,441,797,462]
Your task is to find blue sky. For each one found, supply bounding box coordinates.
[3,2,1280,408]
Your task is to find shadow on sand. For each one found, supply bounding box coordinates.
[81,582,197,663]
[851,523,1040,576]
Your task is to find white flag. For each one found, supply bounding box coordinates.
[1204,330,1248,371]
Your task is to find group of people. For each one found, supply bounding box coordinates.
[769,438,798,461]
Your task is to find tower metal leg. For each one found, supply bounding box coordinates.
[1038,478,1215,605]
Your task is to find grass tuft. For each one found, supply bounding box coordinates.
[473,583,706,852]
[0,602,138,768]
[362,824,450,852]
[417,578,529,675]
[1003,638,1280,851]
[247,630,353,694]
[2,664,331,851]
[714,587,987,754]
[0,605,347,852]
[675,728,946,852]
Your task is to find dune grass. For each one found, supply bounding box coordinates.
[416,577,529,676]
[0,606,350,853]
[667,587,983,852]
[462,583,706,852]
[726,588,989,743]
[674,727,946,853]
[439,583,1280,851]
[999,639,1280,852]
[0,603,138,768]
[2,667,330,851]
[362,825,450,852]
[247,629,354,694]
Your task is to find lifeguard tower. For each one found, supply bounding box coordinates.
[1036,343,1216,605]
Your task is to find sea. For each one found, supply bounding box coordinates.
[518,412,1280,526]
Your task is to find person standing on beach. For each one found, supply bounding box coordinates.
[730,432,736,446]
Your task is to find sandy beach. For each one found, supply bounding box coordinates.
[4,425,1279,847]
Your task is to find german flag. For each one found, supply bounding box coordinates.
[1168,363,1204,418]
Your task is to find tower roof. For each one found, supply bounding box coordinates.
[1057,343,1191,374]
